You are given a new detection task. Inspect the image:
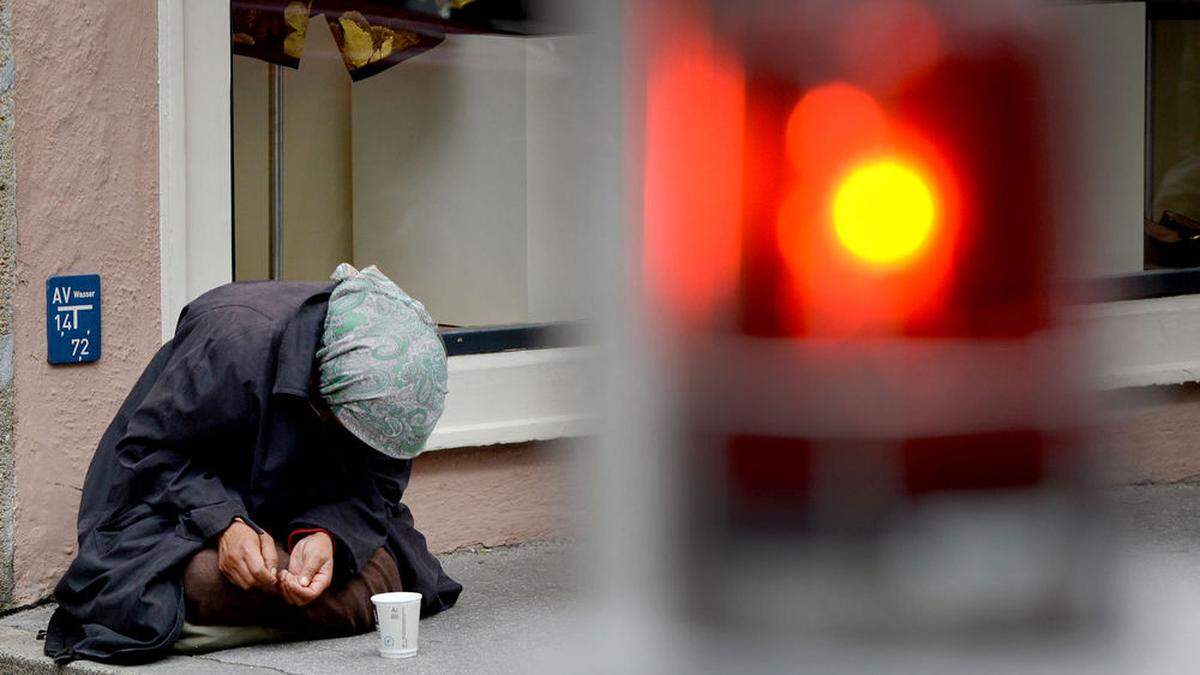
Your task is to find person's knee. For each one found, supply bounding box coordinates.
[183,547,290,627]
[301,592,375,636]
[183,550,220,594]
[182,549,225,621]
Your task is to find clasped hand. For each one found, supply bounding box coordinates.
[218,518,333,606]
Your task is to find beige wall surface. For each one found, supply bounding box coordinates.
[1103,385,1200,484]
[10,0,161,604]
[405,442,578,553]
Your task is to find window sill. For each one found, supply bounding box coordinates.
[1078,294,1200,389]
[425,346,592,451]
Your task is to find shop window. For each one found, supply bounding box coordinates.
[1146,7,1200,270]
[229,1,587,346]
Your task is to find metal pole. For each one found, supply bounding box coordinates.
[268,63,284,280]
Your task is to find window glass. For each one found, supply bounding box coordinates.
[231,1,590,328]
[1147,17,1200,270]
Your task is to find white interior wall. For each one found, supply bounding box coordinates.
[1049,1,1146,277]
[525,37,589,323]
[233,17,353,282]
[352,35,529,325]
[352,35,588,326]
[236,30,591,321]
[233,55,269,280]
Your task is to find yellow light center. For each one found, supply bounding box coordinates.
[832,159,936,266]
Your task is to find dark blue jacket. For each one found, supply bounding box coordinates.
[44,281,461,664]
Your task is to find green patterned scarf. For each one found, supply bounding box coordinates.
[316,263,448,459]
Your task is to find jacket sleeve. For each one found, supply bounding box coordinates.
[287,451,413,580]
[114,314,271,541]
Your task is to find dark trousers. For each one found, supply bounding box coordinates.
[182,544,402,638]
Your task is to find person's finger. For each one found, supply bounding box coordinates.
[222,556,254,590]
[287,542,309,577]
[288,581,322,605]
[242,542,275,588]
[307,558,334,596]
[287,558,308,586]
[218,561,241,589]
[285,543,313,586]
[236,553,262,590]
[299,550,326,586]
[233,545,267,589]
[260,532,279,580]
[279,573,302,605]
[305,576,330,597]
[284,571,309,604]
[286,573,320,606]
[218,552,241,588]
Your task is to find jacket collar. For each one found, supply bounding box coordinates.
[272,285,334,397]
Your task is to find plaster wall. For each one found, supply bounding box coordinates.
[405,442,579,553]
[10,0,161,605]
[1103,386,1200,484]
[0,0,16,608]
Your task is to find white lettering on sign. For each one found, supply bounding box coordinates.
[52,287,71,304]
[55,304,93,332]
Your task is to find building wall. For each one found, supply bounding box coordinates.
[406,442,580,553]
[9,0,162,606]
[1102,386,1200,484]
[0,0,17,609]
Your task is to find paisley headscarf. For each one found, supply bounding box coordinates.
[317,263,448,459]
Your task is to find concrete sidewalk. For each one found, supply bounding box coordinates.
[0,540,578,674]
[4,486,1200,673]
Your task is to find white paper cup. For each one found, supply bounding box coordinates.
[371,591,422,658]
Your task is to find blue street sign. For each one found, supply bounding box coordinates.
[46,274,101,365]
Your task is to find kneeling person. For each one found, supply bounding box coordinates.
[45,264,461,664]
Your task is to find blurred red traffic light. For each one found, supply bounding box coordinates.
[773,81,962,336]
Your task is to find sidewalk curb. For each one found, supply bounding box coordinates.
[0,625,111,674]
[0,625,283,674]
